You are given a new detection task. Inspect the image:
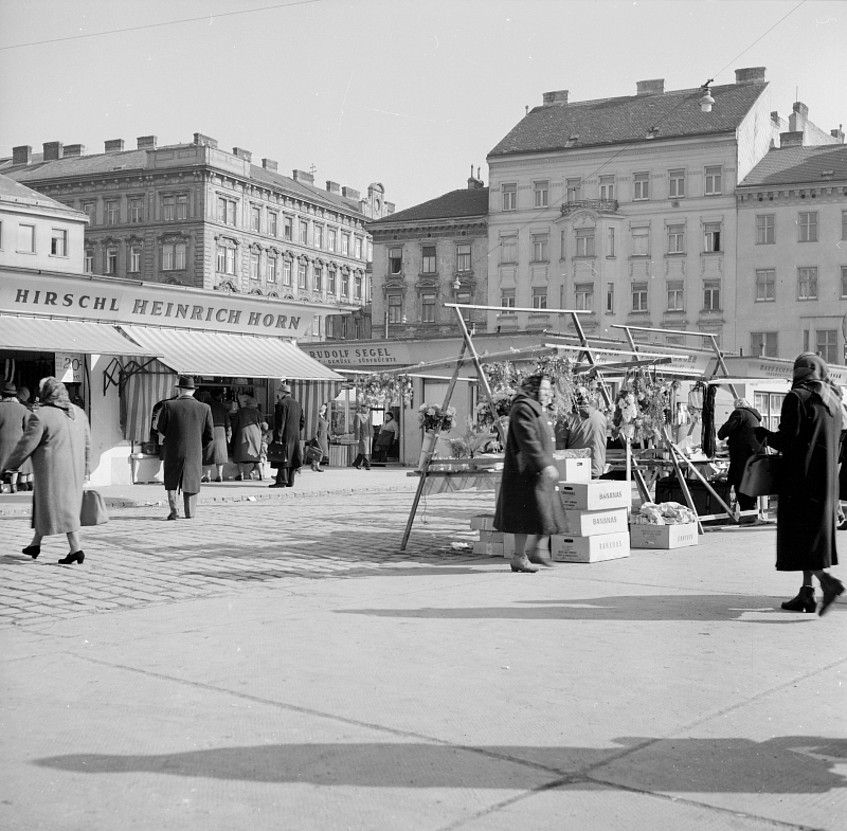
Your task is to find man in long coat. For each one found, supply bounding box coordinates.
[270,383,304,488]
[0,381,30,493]
[157,376,214,519]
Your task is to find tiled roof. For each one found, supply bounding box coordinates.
[247,164,364,216]
[738,143,847,187]
[488,82,768,157]
[369,188,488,226]
[0,172,85,217]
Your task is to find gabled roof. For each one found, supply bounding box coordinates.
[369,187,488,226]
[0,172,86,218]
[488,81,768,158]
[738,143,847,187]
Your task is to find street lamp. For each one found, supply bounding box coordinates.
[699,80,715,113]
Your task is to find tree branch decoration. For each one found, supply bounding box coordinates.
[355,373,414,407]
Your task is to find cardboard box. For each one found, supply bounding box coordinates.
[470,513,496,531]
[561,508,628,537]
[477,529,503,543]
[558,480,631,511]
[553,456,591,484]
[473,541,504,556]
[630,522,699,549]
[550,532,630,563]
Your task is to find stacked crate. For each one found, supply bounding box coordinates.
[552,480,632,562]
[469,513,513,557]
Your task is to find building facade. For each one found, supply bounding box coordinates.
[367,174,489,339]
[485,68,842,352]
[0,134,395,341]
[736,132,847,362]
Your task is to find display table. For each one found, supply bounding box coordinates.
[408,468,500,495]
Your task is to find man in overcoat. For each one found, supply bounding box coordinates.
[157,376,214,519]
[270,383,304,488]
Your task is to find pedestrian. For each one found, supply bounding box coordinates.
[755,353,844,615]
[304,438,324,472]
[351,404,372,470]
[316,402,330,466]
[494,373,566,573]
[14,385,34,491]
[373,412,398,463]
[718,397,764,520]
[3,377,91,565]
[269,383,304,488]
[203,390,232,482]
[0,381,31,494]
[231,396,267,480]
[560,386,608,478]
[156,376,214,520]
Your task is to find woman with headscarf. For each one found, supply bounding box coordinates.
[230,396,267,481]
[717,397,763,519]
[756,353,844,615]
[3,377,91,565]
[494,373,566,573]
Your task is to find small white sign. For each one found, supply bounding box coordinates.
[55,352,84,383]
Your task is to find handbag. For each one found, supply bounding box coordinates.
[739,451,782,497]
[80,488,110,526]
[266,441,288,465]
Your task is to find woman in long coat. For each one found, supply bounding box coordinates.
[230,397,266,480]
[757,353,844,615]
[0,381,30,493]
[352,405,372,470]
[316,402,330,465]
[494,374,565,573]
[717,398,763,515]
[4,377,90,564]
[204,390,232,482]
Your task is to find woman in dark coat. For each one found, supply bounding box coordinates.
[230,396,266,480]
[494,373,565,573]
[717,398,763,516]
[0,381,30,493]
[757,353,844,615]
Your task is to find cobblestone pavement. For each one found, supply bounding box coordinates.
[0,489,494,627]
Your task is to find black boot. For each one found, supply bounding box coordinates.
[780,585,816,613]
[819,573,845,616]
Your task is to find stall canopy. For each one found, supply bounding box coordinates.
[119,325,342,381]
[0,315,156,357]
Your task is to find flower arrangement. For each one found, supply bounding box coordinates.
[612,368,673,443]
[474,389,514,425]
[418,403,456,432]
[356,372,414,407]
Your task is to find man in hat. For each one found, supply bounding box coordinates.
[156,376,214,519]
[270,382,304,488]
[0,381,30,493]
[560,386,608,478]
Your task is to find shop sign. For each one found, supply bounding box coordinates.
[55,352,84,383]
[303,343,415,367]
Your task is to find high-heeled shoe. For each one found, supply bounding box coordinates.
[819,573,844,616]
[22,544,40,559]
[780,585,816,613]
[57,551,85,565]
[509,554,539,573]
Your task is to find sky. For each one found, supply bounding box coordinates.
[1,0,845,211]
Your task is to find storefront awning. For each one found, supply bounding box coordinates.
[119,325,343,381]
[0,315,156,356]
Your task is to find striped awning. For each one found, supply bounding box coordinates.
[119,325,342,381]
[0,315,156,356]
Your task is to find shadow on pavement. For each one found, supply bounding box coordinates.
[181,564,485,581]
[34,736,847,791]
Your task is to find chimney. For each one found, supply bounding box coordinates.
[325,180,341,193]
[262,158,278,172]
[12,145,32,165]
[42,141,63,161]
[104,139,125,153]
[789,101,809,134]
[292,169,315,184]
[780,131,804,148]
[193,132,218,149]
[636,79,664,96]
[63,144,85,157]
[341,186,360,200]
[735,67,766,84]
[232,147,252,163]
[831,125,845,144]
[137,135,157,149]
[542,90,569,105]
[467,163,484,190]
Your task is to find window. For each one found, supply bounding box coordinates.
[283,216,293,240]
[17,224,35,252]
[389,247,403,274]
[456,243,471,273]
[387,293,403,323]
[299,220,309,245]
[751,332,778,357]
[128,198,144,223]
[502,183,516,211]
[842,210,847,240]
[50,228,67,256]
[817,330,838,363]
[217,197,237,226]
[575,282,594,310]
[106,245,118,275]
[566,178,580,203]
[842,266,847,299]
[755,269,775,302]
[704,222,721,253]
[354,273,362,300]
[84,249,94,272]
[575,228,595,257]
[354,237,363,259]
[268,211,278,237]
[421,245,436,273]
[631,282,648,311]
[249,252,260,281]
[314,265,323,291]
[312,315,322,338]
[534,180,549,208]
[162,241,186,271]
[328,268,337,295]
[607,227,615,257]
[599,175,615,201]
[421,291,436,322]
[298,262,308,290]
[633,172,649,200]
[798,211,818,242]
[267,254,278,283]
[250,206,261,233]
[755,214,775,244]
[531,287,547,309]
[314,225,323,249]
[367,239,373,262]
[176,194,187,220]
[531,234,548,261]
[631,227,649,256]
[797,266,818,300]
[340,272,349,298]
[666,281,684,311]
[162,195,175,221]
[668,169,685,198]
[341,233,350,256]
[501,289,516,309]
[129,243,142,273]
[216,243,236,275]
[500,235,517,263]
[282,259,292,287]
[82,201,96,224]
[704,165,722,195]
[667,224,685,254]
[105,200,120,225]
[703,280,721,311]
[327,228,336,252]
[605,282,615,313]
